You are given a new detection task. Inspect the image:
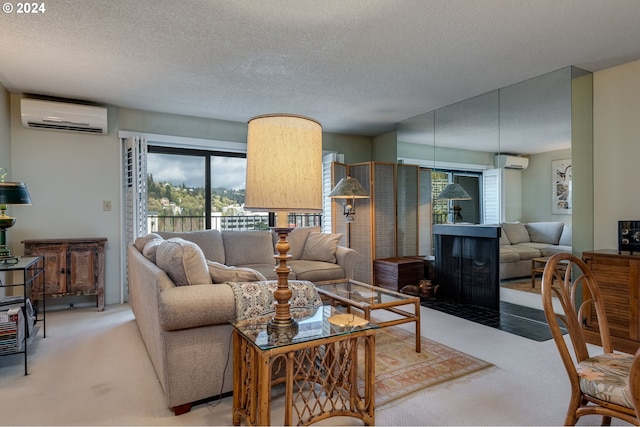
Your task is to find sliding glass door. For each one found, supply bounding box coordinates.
[147,146,247,231]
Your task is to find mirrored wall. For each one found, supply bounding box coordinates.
[396,65,592,228]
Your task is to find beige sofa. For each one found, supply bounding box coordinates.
[127,226,356,414]
[499,222,572,280]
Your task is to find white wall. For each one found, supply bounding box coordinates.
[0,87,9,168]
[7,95,372,308]
[0,86,10,298]
[521,148,572,224]
[593,59,640,250]
[9,94,121,307]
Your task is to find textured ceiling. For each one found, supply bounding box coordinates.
[1,0,640,148]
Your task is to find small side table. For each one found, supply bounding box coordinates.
[373,257,424,292]
[531,256,568,288]
[231,306,377,426]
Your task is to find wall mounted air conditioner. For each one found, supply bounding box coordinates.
[495,154,529,170]
[21,98,108,135]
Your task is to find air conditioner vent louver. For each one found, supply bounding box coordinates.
[26,121,105,133]
[21,98,108,135]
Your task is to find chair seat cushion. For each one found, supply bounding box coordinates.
[577,352,635,409]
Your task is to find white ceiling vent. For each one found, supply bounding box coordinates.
[21,98,108,135]
[495,154,529,170]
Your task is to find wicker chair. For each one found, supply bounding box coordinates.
[541,252,640,425]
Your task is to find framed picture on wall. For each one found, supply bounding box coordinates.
[552,159,572,214]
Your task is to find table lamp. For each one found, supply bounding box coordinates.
[0,168,32,264]
[245,114,322,341]
[437,183,471,224]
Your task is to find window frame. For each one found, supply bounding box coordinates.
[147,145,246,230]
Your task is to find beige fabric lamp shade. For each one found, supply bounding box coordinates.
[245,114,323,227]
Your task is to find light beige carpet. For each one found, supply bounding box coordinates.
[359,326,492,406]
[1,303,625,425]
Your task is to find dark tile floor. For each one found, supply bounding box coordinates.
[420,297,562,341]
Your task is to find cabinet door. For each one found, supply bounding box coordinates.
[584,255,639,344]
[25,244,67,298]
[67,244,98,295]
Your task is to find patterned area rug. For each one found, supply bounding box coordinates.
[501,279,541,295]
[358,327,493,406]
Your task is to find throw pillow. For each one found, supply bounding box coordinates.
[157,229,225,264]
[559,224,572,246]
[206,261,267,284]
[134,233,162,252]
[301,232,342,263]
[142,238,164,263]
[499,229,511,246]
[285,226,320,260]
[156,238,212,286]
[525,222,564,245]
[228,280,323,320]
[500,222,530,244]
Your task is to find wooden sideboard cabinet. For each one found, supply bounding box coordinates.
[582,250,640,354]
[22,238,107,311]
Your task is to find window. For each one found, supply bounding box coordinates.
[146,146,248,232]
[432,170,481,224]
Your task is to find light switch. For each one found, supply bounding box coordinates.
[103,200,112,211]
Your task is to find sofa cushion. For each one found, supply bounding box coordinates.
[206,261,266,284]
[237,263,293,281]
[509,244,543,261]
[134,232,162,252]
[302,232,342,263]
[559,224,572,246]
[156,238,212,286]
[142,238,164,263]
[518,242,551,251]
[525,222,564,245]
[501,223,530,244]
[541,245,572,257]
[499,247,520,263]
[222,231,275,266]
[157,229,225,264]
[289,260,345,282]
[228,280,322,321]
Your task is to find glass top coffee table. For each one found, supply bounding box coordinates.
[315,279,421,352]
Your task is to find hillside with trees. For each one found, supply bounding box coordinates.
[147,174,244,216]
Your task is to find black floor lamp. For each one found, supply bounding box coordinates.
[328,176,369,247]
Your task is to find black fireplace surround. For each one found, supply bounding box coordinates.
[433,224,501,311]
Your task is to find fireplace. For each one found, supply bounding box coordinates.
[433,224,501,311]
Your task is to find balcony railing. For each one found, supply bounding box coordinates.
[432,212,448,225]
[148,214,322,233]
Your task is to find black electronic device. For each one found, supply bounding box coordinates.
[618,221,640,254]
